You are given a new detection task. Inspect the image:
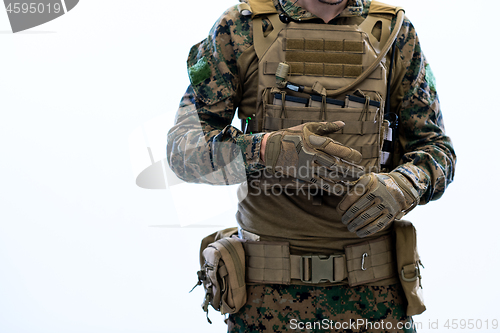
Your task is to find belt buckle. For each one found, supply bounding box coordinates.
[300,254,341,284]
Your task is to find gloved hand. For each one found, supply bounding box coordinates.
[264,121,364,193]
[337,171,420,237]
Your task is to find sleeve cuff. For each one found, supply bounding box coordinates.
[392,163,430,200]
[235,133,266,173]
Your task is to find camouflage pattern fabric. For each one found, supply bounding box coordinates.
[166,0,456,204]
[228,284,416,333]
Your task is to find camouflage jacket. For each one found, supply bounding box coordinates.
[167,0,456,205]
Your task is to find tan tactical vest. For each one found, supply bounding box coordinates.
[224,1,419,293]
[238,0,404,173]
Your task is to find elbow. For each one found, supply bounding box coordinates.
[166,138,194,184]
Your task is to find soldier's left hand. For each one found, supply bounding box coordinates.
[337,171,420,238]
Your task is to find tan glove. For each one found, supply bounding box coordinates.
[264,121,364,193]
[338,171,420,237]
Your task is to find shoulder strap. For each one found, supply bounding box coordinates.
[250,0,405,96]
[245,0,277,16]
[369,0,404,15]
[242,0,284,60]
[320,8,406,97]
[252,14,287,60]
[358,1,405,55]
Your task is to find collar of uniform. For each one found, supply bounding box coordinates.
[274,0,364,21]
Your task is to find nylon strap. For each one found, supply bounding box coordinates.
[369,1,404,15]
[263,117,380,135]
[242,233,395,286]
[243,241,291,284]
[237,3,251,14]
[358,15,391,55]
[315,9,405,97]
[250,0,405,95]
[344,235,396,286]
[245,0,277,16]
[253,13,287,60]
[359,0,405,52]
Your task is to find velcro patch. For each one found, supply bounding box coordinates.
[425,63,436,92]
[188,56,211,86]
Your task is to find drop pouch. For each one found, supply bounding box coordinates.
[195,228,247,322]
[394,220,426,316]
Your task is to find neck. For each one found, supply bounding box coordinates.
[295,0,348,23]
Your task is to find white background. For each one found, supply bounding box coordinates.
[0,0,498,332]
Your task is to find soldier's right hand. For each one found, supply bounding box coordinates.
[263,121,364,193]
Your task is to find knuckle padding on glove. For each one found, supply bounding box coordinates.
[348,203,389,232]
[356,214,393,237]
[342,193,376,224]
[339,172,420,238]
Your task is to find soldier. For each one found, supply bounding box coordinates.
[167,0,456,332]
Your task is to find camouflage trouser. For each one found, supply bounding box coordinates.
[227,284,416,333]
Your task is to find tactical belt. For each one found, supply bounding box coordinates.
[239,229,396,286]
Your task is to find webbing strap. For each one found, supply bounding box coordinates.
[369,1,404,15]
[298,9,405,97]
[358,0,404,53]
[264,61,385,80]
[251,0,405,93]
[285,39,364,53]
[358,15,391,55]
[253,14,287,60]
[263,117,380,134]
[344,235,396,286]
[243,241,291,284]
[237,3,251,14]
[287,52,363,65]
[245,0,277,16]
[242,234,395,286]
[289,62,363,78]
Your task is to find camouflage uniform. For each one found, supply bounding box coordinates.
[229,284,415,332]
[167,0,456,332]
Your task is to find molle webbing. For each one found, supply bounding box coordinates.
[263,118,380,135]
[263,62,384,79]
[242,0,405,172]
[241,234,396,286]
[284,39,364,77]
[289,63,363,78]
[287,52,362,65]
[285,39,364,53]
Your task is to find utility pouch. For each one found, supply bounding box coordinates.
[394,220,426,316]
[194,228,247,323]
